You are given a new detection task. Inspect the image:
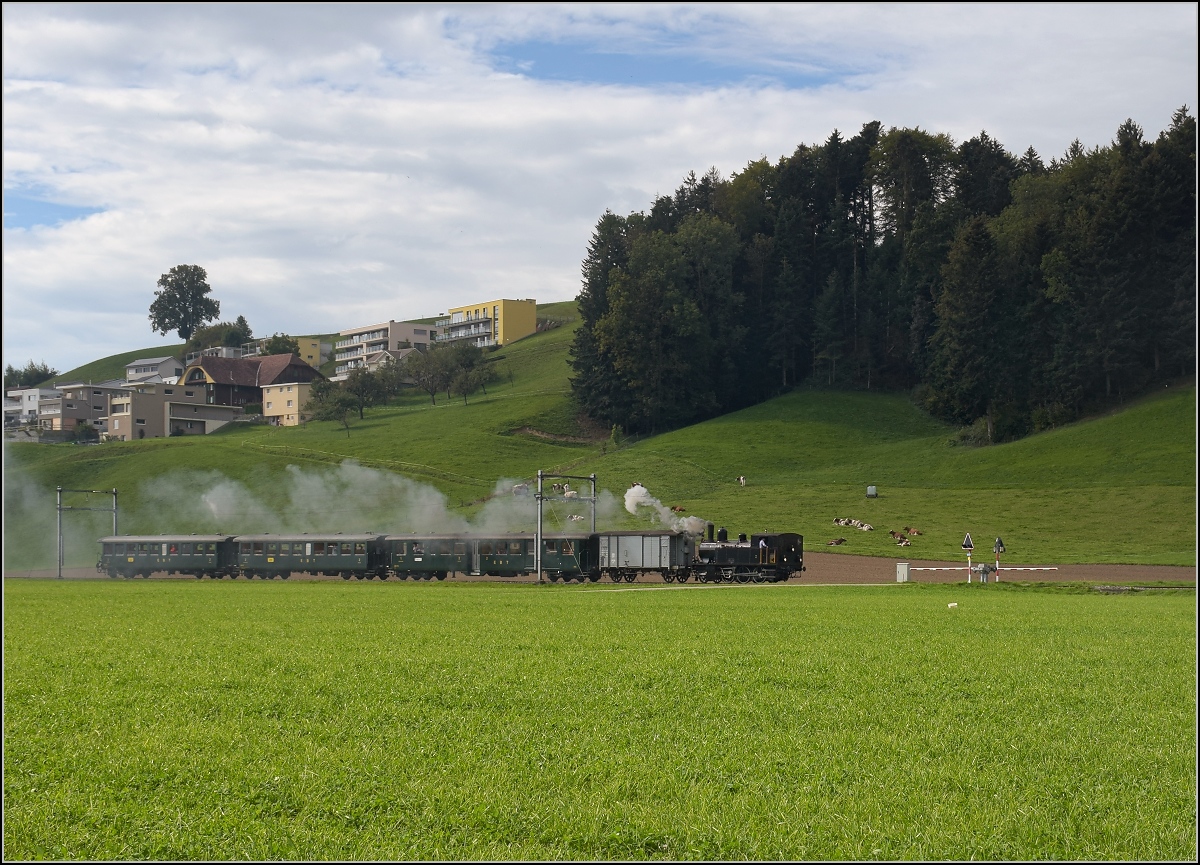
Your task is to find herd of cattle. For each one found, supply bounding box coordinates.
[828,519,924,547]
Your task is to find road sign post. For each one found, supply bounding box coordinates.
[962,533,974,583]
[993,536,1006,582]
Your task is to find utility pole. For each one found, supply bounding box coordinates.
[56,487,119,579]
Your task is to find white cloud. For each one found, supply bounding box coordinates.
[3,3,1196,372]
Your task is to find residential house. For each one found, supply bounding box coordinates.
[242,337,331,370]
[434,299,536,348]
[178,353,324,407]
[333,321,439,378]
[183,345,243,365]
[6,385,61,426]
[38,381,127,434]
[125,356,185,384]
[262,381,316,426]
[107,382,243,440]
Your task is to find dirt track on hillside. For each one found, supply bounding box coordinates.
[9,553,1194,585]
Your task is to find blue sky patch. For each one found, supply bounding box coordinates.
[491,39,841,89]
[3,195,104,230]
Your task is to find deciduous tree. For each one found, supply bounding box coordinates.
[149,265,220,342]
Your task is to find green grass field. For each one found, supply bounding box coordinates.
[3,579,1194,860]
[5,300,1195,568]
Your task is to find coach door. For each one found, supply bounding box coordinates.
[470,540,481,575]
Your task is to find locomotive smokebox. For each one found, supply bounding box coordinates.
[717,526,728,542]
[707,522,715,542]
[738,533,747,543]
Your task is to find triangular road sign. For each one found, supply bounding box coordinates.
[962,533,974,551]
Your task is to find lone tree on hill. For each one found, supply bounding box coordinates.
[149,264,220,342]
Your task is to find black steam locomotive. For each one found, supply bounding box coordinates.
[97,525,804,583]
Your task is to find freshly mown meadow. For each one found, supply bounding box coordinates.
[4,579,1195,860]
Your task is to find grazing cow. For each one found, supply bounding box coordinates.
[670,505,686,513]
[896,537,911,547]
[737,475,746,487]
[907,527,923,536]
[827,537,847,546]
[859,523,873,531]
[889,530,905,540]
[568,514,584,522]
[564,490,578,499]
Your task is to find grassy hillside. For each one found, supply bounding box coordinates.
[52,343,188,385]
[5,300,1194,568]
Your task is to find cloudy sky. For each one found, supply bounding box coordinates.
[3,3,1196,374]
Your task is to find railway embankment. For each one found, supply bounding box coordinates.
[8,553,1194,585]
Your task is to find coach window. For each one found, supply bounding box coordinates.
[480,542,493,554]
[509,541,522,554]
[313,542,325,555]
[137,543,149,554]
[341,542,353,555]
[544,540,557,554]
[328,543,339,556]
[253,542,264,556]
[240,542,252,554]
[562,541,574,556]
[168,543,178,555]
[454,542,465,555]
[279,543,290,555]
[412,542,423,555]
[103,543,114,555]
[394,541,406,556]
[355,542,366,555]
[267,543,278,555]
[181,542,193,555]
[206,543,217,554]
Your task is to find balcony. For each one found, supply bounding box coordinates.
[335,329,388,349]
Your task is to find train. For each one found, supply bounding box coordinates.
[96,524,804,584]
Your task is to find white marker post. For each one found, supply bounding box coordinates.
[962,533,974,583]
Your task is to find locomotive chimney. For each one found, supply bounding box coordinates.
[717,526,728,543]
[738,533,747,543]
[707,522,714,542]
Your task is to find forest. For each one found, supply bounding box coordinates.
[569,108,1196,442]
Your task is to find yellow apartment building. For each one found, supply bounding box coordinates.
[435,298,537,348]
[262,381,314,426]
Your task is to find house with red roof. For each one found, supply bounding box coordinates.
[178,353,324,408]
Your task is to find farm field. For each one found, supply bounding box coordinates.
[3,578,1195,861]
[4,300,1195,568]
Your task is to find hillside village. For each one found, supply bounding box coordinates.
[4,297,538,442]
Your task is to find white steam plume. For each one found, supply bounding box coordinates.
[623,483,708,535]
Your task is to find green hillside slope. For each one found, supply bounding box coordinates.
[52,343,188,385]
[5,300,1194,568]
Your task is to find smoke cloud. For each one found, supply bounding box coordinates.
[3,453,645,569]
[623,483,709,535]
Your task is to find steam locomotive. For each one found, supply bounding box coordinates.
[96,524,804,584]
